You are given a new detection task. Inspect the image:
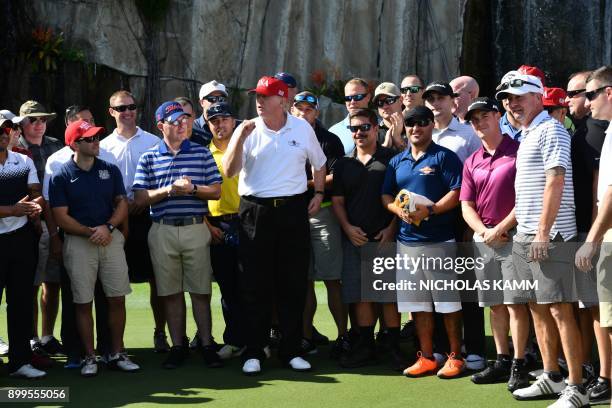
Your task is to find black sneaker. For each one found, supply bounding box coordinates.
[508,359,530,392]
[399,321,415,342]
[582,362,596,386]
[311,326,329,346]
[40,337,65,356]
[375,330,389,353]
[588,376,611,402]
[202,345,223,368]
[162,345,188,369]
[330,334,351,360]
[269,327,281,349]
[339,342,377,368]
[471,359,511,384]
[153,329,170,353]
[388,346,408,372]
[31,340,49,357]
[301,338,317,355]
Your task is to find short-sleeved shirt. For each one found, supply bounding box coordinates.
[499,113,522,142]
[329,115,355,155]
[100,127,160,200]
[49,158,126,228]
[598,122,612,205]
[306,122,345,202]
[382,142,463,242]
[132,139,222,220]
[432,116,481,163]
[332,145,395,239]
[18,135,63,183]
[460,135,519,227]
[0,150,39,234]
[238,114,326,198]
[208,141,239,216]
[515,111,577,240]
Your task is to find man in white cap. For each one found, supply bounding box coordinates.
[193,80,228,147]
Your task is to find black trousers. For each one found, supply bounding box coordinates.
[209,215,244,347]
[238,194,310,363]
[0,223,38,372]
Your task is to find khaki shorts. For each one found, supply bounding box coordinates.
[597,229,612,327]
[63,230,131,304]
[309,206,342,281]
[148,222,213,296]
[34,221,61,285]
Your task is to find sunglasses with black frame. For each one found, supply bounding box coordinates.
[585,85,611,101]
[344,94,368,102]
[110,104,137,112]
[346,123,372,133]
[404,118,432,128]
[400,85,423,94]
[75,134,101,143]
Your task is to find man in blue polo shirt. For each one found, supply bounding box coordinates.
[133,101,222,370]
[49,120,139,377]
[382,106,465,379]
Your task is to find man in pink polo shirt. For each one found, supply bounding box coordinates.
[460,97,531,392]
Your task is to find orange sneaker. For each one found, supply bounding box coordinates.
[403,351,438,377]
[436,352,465,379]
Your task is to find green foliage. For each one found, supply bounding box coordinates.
[27,27,85,72]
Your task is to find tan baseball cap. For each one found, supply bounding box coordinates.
[19,100,57,120]
[373,82,401,101]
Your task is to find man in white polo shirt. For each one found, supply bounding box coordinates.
[224,76,327,375]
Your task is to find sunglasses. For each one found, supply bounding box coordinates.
[110,104,137,112]
[27,117,48,124]
[164,117,189,126]
[76,134,100,143]
[347,123,372,133]
[294,94,318,105]
[204,96,226,103]
[400,86,422,94]
[376,96,399,108]
[497,79,541,91]
[566,89,586,98]
[585,85,611,101]
[344,93,367,102]
[405,118,432,128]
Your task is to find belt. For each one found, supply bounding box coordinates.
[155,216,204,226]
[208,213,239,222]
[243,193,305,208]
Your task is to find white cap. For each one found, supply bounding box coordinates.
[199,80,227,100]
[0,109,25,124]
[495,72,543,100]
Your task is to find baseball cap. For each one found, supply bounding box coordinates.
[495,72,543,100]
[422,82,458,100]
[155,101,190,123]
[274,72,297,89]
[464,97,501,122]
[199,80,228,100]
[248,76,288,97]
[65,119,104,146]
[19,100,56,120]
[403,106,434,123]
[542,87,569,108]
[206,102,234,120]
[0,110,25,124]
[373,82,401,100]
[517,65,546,87]
[293,91,319,109]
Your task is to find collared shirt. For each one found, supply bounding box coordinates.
[432,116,480,163]
[133,139,222,220]
[515,110,577,240]
[382,142,463,242]
[306,122,345,203]
[460,135,519,226]
[192,115,214,147]
[499,113,522,142]
[208,141,239,216]
[597,121,612,205]
[0,150,39,234]
[238,114,326,198]
[18,135,63,183]
[100,127,160,199]
[49,158,125,228]
[332,145,395,239]
[42,146,117,200]
[329,115,355,155]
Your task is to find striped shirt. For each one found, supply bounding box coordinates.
[0,151,38,234]
[132,139,222,220]
[515,111,577,240]
[432,116,481,163]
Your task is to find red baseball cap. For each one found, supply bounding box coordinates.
[542,87,569,108]
[65,119,105,146]
[517,65,546,87]
[248,76,288,97]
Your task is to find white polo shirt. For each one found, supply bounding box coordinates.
[100,127,160,199]
[432,116,481,163]
[238,114,326,198]
[0,151,39,234]
[597,121,612,205]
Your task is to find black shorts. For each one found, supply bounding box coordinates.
[125,211,154,283]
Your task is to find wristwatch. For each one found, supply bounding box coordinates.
[190,184,198,195]
[426,205,435,217]
[106,223,115,232]
[314,190,325,196]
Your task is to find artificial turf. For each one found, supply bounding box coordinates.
[0,283,604,407]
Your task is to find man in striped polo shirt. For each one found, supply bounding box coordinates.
[496,71,588,407]
[133,101,222,370]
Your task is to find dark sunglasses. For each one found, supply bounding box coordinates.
[400,85,422,94]
[76,134,100,143]
[344,93,367,102]
[294,94,318,105]
[376,96,399,107]
[204,96,226,103]
[347,123,372,132]
[110,104,137,112]
[405,118,432,128]
[496,79,541,91]
[566,89,586,98]
[27,117,48,124]
[585,86,611,101]
[164,117,189,126]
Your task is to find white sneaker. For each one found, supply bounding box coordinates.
[433,352,446,368]
[547,385,589,408]
[108,352,140,372]
[81,356,98,377]
[9,364,46,379]
[217,345,245,360]
[242,358,261,375]
[465,354,486,370]
[0,337,8,355]
[288,357,311,371]
[264,346,271,359]
[513,372,566,400]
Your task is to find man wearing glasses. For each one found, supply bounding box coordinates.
[373,82,406,150]
[193,80,228,147]
[329,78,372,155]
[400,75,425,111]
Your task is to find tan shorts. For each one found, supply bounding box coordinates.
[597,229,612,327]
[148,222,213,296]
[34,221,61,285]
[63,230,131,304]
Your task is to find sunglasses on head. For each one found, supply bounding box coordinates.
[204,96,226,103]
[110,104,137,112]
[404,118,431,128]
[164,117,189,126]
[497,78,541,91]
[294,94,318,105]
[76,134,100,143]
[208,104,229,114]
[566,89,586,98]
[400,85,422,94]
[347,123,372,133]
[376,96,399,108]
[344,93,367,102]
[585,85,611,101]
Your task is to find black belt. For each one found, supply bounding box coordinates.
[208,213,239,222]
[243,193,306,208]
[155,216,204,226]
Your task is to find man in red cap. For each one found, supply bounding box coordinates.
[224,76,327,375]
[542,87,569,125]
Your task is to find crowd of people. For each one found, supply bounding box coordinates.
[0,64,611,408]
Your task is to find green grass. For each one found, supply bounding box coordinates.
[0,283,589,407]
